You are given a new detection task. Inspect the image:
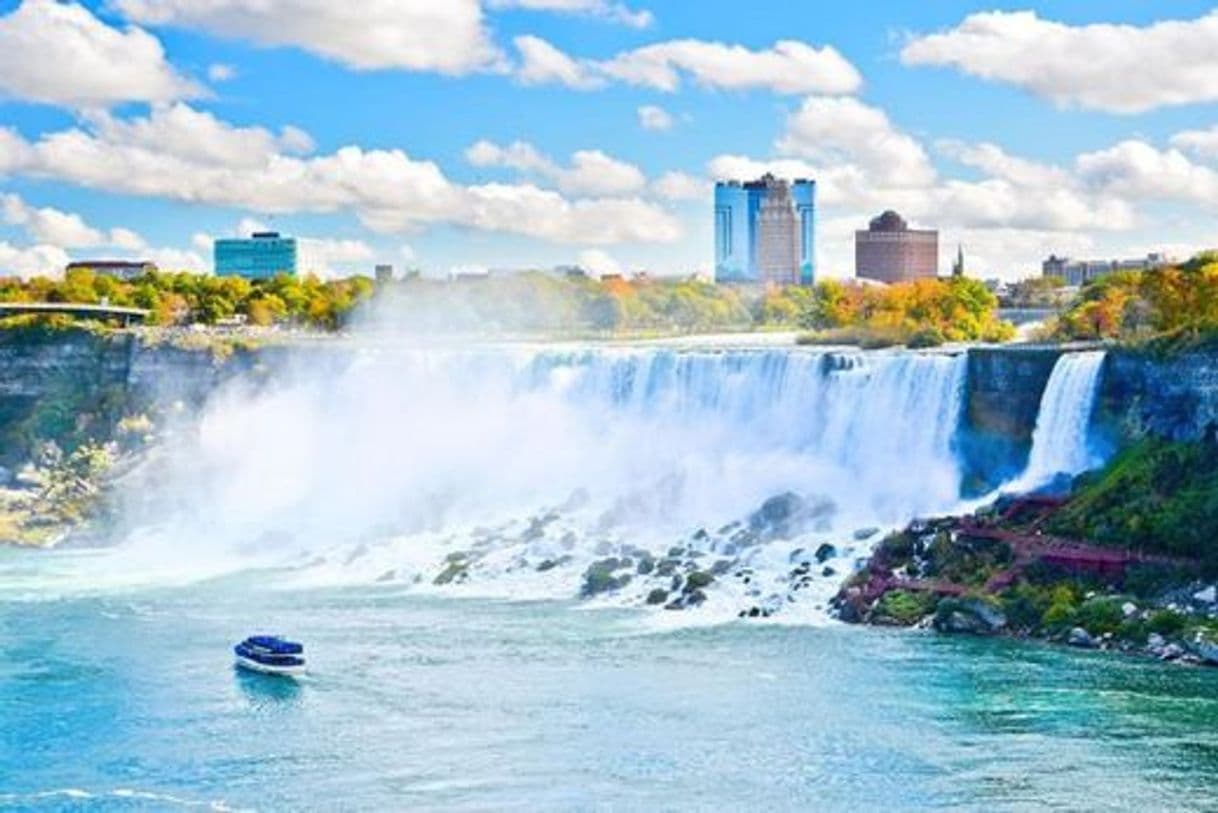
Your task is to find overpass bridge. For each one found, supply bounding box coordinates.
[0,302,150,326]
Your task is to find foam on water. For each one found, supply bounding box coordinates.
[0,343,1103,622]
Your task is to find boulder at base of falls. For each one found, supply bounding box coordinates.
[814,543,837,564]
[645,588,669,605]
[747,492,836,540]
[932,597,1008,635]
[1067,627,1098,649]
[581,558,632,597]
[1190,631,1218,665]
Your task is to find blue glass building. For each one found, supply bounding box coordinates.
[714,175,816,285]
[214,232,298,279]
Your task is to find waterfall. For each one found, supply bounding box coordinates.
[1013,350,1107,491]
[110,346,972,561]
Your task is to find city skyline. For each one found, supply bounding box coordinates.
[0,1,1216,281]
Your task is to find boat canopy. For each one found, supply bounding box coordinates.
[243,635,304,655]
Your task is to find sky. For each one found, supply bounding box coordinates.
[0,0,1216,281]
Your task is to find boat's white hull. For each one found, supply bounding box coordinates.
[235,655,306,677]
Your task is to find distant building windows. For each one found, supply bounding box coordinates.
[1042,253,1171,286]
[714,174,816,285]
[215,231,298,279]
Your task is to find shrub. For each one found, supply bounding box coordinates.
[874,590,936,625]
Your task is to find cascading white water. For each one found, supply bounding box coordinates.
[89,345,970,607]
[1012,350,1107,490]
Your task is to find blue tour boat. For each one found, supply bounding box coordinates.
[234,635,306,676]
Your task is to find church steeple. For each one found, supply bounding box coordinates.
[952,244,965,277]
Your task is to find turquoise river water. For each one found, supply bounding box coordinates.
[2,550,1218,812]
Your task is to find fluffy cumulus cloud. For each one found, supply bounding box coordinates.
[777,96,936,188]
[513,35,603,88]
[650,171,705,201]
[465,139,647,196]
[0,241,70,278]
[1075,140,1218,206]
[488,0,652,29]
[115,0,504,74]
[0,192,211,276]
[298,237,376,276]
[1,192,149,249]
[1170,126,1218,161]
[901,10,1218,114]
[0,105,680,247]
[637,104,674,131]
[513,36,861,94]
[0,0,201,107]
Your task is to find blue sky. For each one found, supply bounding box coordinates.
[0,0,1216,280]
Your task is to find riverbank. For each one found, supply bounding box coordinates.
[832,441,1218,667]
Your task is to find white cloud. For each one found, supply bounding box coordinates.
[513,36,861,94]
[1076,140,1218,206]
[637,104,674,131]
[235,217,271,237]
[207,63,237,82]
[578,248,622,276]
[143,245,206,271]
[1170,126,1218,161]
[0,193,203,275]
[602,39,861,94]
[651,171,705,201]
[299,237,375,277]
[776,96,935,188]
[0,241,69,278]
[116,0,504,74]
[1,192,151,249]
[514,35,603,89]
[0,0,201,108]
[488,0,652,29]
[1,106,680,247]
[901,10,1218,114]
[465,139,646,196]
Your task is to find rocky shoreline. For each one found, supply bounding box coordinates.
[830,503,1218,667]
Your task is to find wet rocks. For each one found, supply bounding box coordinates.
[814,543,836,564]
[581,558,633,597]
[434,552,471,586]
[536,555,572,573]
[747,492,837,541]
[932,598,1008,635]
[645,588,669,605]
[1067,627,1098,649]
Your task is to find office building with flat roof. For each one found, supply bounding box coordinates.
[214,231,298,279]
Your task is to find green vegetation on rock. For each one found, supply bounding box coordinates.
[1047,439,1218,571]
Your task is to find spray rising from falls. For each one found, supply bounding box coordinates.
[1012,350,1107,491]
[57,345,970,619]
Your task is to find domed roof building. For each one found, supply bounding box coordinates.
[855,210,938,283]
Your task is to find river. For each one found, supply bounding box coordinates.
[2,560,1217,811]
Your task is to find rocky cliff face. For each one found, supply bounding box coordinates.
[958,346,1062,493]
[1098,348,1218,443]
